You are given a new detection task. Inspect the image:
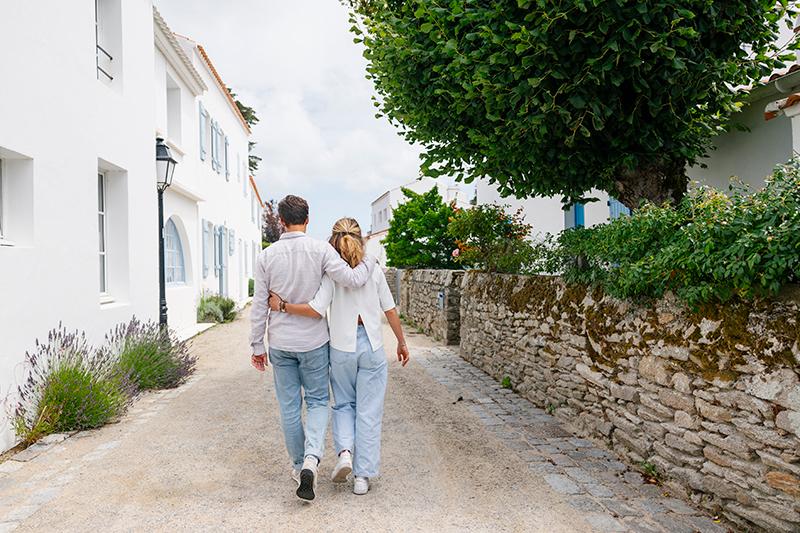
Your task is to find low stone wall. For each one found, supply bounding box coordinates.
[398,269,463,345]
[458,272,800,532]
[384,267,401,305]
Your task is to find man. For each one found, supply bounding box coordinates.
[249,195,375,502]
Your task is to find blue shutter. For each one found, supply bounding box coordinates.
[202,219,209,278]
[608,198,631,220]
[574,203,585,227]
[229,228,236,255]
[210,121,218,171]
[224,135,230,180]
[198,103,207,161]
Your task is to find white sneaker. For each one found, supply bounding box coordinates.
[296,456,318,502]
[353,476,369,495]
[291,468,300,486]
[331,451,353,483]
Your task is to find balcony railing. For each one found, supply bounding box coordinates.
[96,44,113,82]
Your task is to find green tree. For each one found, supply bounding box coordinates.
[229,88,262,174]
[350,1,798,208]
[384,187,458,268]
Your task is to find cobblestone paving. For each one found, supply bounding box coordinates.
[415,346,728,533]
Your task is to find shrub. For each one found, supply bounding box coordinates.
[197,293,237,323]
[105,318,196,391]
[14,325,134,446]
[448,203,545,274]
[248,278,255,297]
[384,186,459,269]
[547,159,800,305]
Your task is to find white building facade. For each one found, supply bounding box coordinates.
[0,2,263,451]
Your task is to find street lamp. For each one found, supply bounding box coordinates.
[156,137,177,328]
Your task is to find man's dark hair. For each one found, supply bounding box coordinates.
[278,195,309,226]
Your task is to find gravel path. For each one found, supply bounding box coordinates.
[0,308,590,532]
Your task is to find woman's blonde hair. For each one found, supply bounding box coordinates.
[329,217,365,268]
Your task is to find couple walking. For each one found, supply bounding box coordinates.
[249,195,409,501]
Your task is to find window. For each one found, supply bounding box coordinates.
[236,153,241,182]
[210,120,218,171]
[165,218,186,284]
[98,173,108,294]
[608,198,631,220]
[166,74,182,145]
[95,0,122,86]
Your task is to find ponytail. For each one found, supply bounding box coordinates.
[329,218,365,268]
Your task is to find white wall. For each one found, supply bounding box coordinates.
[688,94,793,191]
[0,0,159,451]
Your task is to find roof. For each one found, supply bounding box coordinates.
[249,176,264,208]
[196,45,252,135]
[152,7,207,95]
[764,92,800,120]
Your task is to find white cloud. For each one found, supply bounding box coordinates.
[154,0,423,237]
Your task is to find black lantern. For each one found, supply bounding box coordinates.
[155,137,177,191]
[155,137,177,327]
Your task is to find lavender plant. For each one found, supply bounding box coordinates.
[14,324,134,446]
[104,318,196,391]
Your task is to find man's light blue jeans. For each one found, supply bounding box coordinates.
[330,326,388,478]
[269,343,330,471]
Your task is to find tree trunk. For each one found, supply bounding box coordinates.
[613,157,688,210]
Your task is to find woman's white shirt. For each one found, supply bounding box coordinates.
[309,267,396,353]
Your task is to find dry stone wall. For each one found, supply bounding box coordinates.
[398,269,463,345]
[451,272,799,532]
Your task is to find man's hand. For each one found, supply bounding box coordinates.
[397,343,410,367]
[251,354,268,372]
[268,291,283,312]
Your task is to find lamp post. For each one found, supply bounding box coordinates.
[156,137,177,328]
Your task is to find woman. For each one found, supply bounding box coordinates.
[268,217,409,495]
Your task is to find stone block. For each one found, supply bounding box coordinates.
[765,470,800,498]
[658,388,695,413]
[673,410,700,429]
[575,363,609,389]
[696,398,733,423]
[775,410,800,438]
[665,432,701,455]
[610,383,639,402]
[638,356,672,385]
[698,431,754,460]
[671,372,692,394]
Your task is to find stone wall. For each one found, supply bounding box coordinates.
[456,273,800,532]
[384,267,401,305]
[398,269,463,345]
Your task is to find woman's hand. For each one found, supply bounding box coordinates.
[268,291,283,312]
[397,343,410,367]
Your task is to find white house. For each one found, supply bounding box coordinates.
[366,177,470,266]
[0,1,263,452]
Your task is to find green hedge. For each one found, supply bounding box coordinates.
[546,160,800,305]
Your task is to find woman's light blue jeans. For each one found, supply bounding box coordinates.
[269,343,330,471]
[330,325,388,478]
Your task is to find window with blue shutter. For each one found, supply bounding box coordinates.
[608,198,631,220]
[199,103,207,161]
[202,219,210,278]
[210,121,218,171]
[224,135,230,180]
[563,202,585,230]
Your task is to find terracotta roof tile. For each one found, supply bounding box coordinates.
[196,44,251,135]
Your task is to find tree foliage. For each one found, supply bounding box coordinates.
[229,88,262,174]
[384,187,458,268]
[262,198,283,244]
[350,1,798,208]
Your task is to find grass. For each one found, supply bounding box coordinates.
[501,376,512,389]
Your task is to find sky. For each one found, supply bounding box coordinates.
[154,0,434,239]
